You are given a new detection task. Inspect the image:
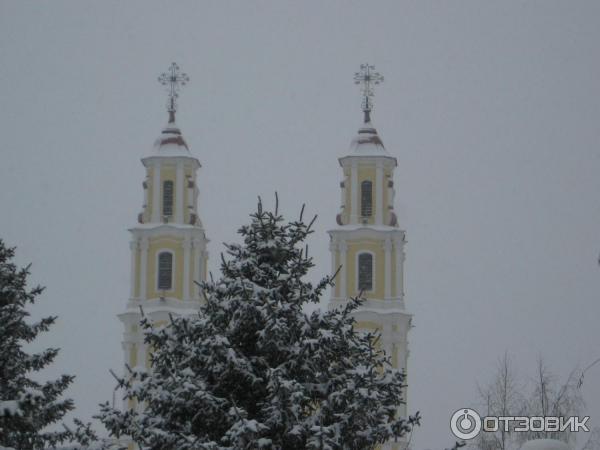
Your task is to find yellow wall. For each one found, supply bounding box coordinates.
[341,164,395,225]
[146,236,184,299]
[347,239,385,299]
[334,238,403,301]
[144,163,197,224]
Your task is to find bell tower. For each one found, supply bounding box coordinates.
[119,64,209,392]
[329,64,412,449]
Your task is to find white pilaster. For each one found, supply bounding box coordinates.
[136,343,146,370]
[122,341,133,373]
[183,236,191,301]
[350,162,358,224]
[194,184,199,216]
[187,177,194,212]
[139,237,149,300]
[151,162,161,223]
[375,161,384,225]
[382,321,392,360]
[200,250,208,298]
[339,241,348,299]
[384,238,392,299]
[394,237,403,299]
[143,177,149,213]
[129,240,138,299]
[121,341,134,410]
[193,239,203,298]
[329,239,337,277]
[200,250,207,283]
[175,161,184,224]
[135,342,147,412]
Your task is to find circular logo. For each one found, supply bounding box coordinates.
[450,408,482,440]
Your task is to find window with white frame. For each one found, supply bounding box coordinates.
[361,180,372,217]
[157,251,173,290]
[163,180,174,217]
[358,252,373,292]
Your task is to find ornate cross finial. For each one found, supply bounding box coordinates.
[354,63,384,123]
[158,62,190,123]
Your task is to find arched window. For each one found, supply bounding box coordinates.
[157,252,173,290]
[163,180,174,217]
[361,180,372,217]
[358,252,373,292]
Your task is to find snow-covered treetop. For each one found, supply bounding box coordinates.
[97,198,419,449]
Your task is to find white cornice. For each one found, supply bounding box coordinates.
[129,224,209,242]
[119,298,202,322]
[328,226,405,241]
[329,297,409,314]
[339,155,397,168]
[142,155,201,169]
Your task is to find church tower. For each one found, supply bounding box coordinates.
[118,64,208,397]
[328,64,412,448]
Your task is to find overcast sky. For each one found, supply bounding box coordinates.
[1,2,599,449]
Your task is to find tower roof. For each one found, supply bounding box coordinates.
[152,119,191,156]
[348,120,389,156]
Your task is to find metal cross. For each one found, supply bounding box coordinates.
[158,63,190,121]
[354,63,384,122]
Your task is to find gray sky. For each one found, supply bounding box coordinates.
[1,2,599,449]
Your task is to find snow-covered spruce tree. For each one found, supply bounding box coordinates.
[98,200,419,450]
[0,240,74,450]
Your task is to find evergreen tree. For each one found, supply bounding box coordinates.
[98,200,419,450]
[0,240,74,450]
